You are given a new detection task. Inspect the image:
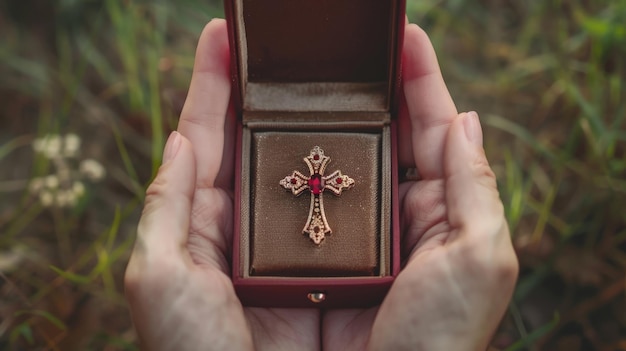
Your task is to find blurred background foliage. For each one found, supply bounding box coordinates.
[0,0,624,350]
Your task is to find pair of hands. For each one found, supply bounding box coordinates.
[124,19,518,351]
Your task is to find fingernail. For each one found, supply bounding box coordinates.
[163,131,181,163]
[463,111,483,147]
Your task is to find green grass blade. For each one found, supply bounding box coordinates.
[14,310,67,331]
[504,313,560,351]
[49,265,92,285]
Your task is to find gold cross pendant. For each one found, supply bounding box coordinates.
[279,146,355,245]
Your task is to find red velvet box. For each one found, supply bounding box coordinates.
[226,0,405,308]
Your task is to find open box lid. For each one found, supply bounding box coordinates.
[225,0,405,115]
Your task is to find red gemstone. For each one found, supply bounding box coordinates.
[308,174,324,195]
[313,154,320,160]
[290,178,297,184]
[336,177,342,184]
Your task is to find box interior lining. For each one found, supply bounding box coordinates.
[239,125,391,278]
[234,0,398,112]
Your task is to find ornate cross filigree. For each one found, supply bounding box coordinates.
[279,146,355,245]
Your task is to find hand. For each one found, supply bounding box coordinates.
[125,20,319,351]
[322,24,519,351]
[394,23,520,348]
[124,19,518,351]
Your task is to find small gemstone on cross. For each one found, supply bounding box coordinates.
[308,174,323,195]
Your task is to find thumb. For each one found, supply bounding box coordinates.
[136,131,197,259]
[444,112,504,236]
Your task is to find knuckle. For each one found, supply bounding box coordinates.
[124,257,142,301]
[403,181,445,219]
[125,250,183,302]
[470,156,505,218]
[499,252,520,283]
[402,182,446,239]
[142,170,170,217]
[455,223,519,285]
[471,154,498,189]
[145,169,169,198]
[495,239,520,283]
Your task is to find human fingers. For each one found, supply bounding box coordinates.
[130,131,197,262]
[400,24,457,179]
[442,111,518,349]
[178,19,231,189]
[444,111,518,280]
[126,131,197,311]
[444,112,507,240]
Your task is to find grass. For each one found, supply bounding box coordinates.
[0,0,624,349]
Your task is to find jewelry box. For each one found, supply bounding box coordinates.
[226,0,405,308]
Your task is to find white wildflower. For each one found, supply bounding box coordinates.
[33,135,62,159]
[63,134,81,158]
[28,178,44,193]
[80,159,106,181]
[28,134,103,209]
[72,181,85,197]
[39,191,54,207]
[55,191,68,207]
[44,175,59,189]
[55,190,77,207]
